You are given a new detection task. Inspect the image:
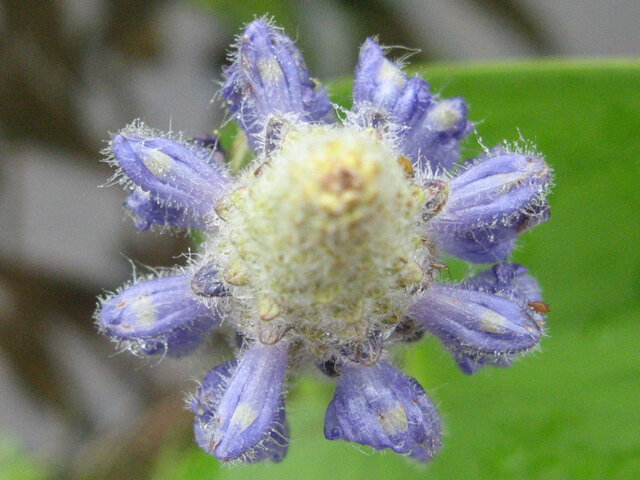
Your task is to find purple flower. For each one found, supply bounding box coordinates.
[110,132,232,227]
[427,150,551,262]
[97,274,221,357]
[409,264,546,374]
[354,38,472,172]
[222,20,334,151]
[97,18,553,464]
[120,135,226,231]
[192,342,289,462]
[325,361,441,459]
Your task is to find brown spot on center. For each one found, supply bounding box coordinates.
[321,168,361,192]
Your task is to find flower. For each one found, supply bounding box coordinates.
[96,18,552,464]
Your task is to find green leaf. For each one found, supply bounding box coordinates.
[411,60,640,329]
[155,60,640,480]
[0,440,50,480]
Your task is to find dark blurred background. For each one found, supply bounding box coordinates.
[0,1,638,479]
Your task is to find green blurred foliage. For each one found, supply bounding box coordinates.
[0,441,49,480]
[152,60,640,480]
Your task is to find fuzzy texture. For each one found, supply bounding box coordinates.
[97,18,553,464]
[125,187,207,231]
[104,124,232,229]
[210,125,432,348]
[409,279,544,374]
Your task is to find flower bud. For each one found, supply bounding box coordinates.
[192,342,289,462]
[215,126,422,344]
[98,17,555,466]
[409,280,544,374]
[324,361,441,461]
[353,38,472,172]
[111,134,230,220]
[97,274,219,357]
[222,19,333,151]
[428,151,551,262]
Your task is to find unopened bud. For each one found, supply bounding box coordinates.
[224,260,249,286]
[396,156,414,177]
[258,294,281,321]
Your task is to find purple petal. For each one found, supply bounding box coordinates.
[407,97,471,172]
[112,134,231,220]
[249,405,289,463]
[409,281,544,374]
[428,151,551,262]
[125,188,206,231]
[191,261,229,298]
[324,361,441,461]
[430,230,518,264]
[445,152,551,212]
[191,359,289,463]
[222,19,333,151]
[192,342,289,462]
[354,39,427,113]
[461,262,541,300]
[462,262,548,332]
[353,38,472,172]
[98,274,220,357]
[192,360,237,426]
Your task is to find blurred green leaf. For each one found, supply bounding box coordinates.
[0,441,50,480]
[155,60,640,480]
[411,60,640,330]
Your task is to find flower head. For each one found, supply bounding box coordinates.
[97,18,552,464]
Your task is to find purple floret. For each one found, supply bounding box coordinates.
[353,38,472,172]
[428,151,551,262]
[192,342,290,462]
[409,272,546,374]
[98,274,220,357]
[112,134,231,220]
[325,361,441,460]
[222,19,334,151]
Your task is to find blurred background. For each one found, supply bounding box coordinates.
[0,1,639,479]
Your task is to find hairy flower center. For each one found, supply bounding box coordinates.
[214,126,432,346]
